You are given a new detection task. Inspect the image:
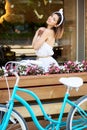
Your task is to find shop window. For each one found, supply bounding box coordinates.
[0,0,77,63]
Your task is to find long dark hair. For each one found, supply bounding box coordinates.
[52,12,65,40]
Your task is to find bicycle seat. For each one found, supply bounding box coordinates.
[59,77,83,88]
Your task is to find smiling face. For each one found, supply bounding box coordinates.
[46,13,59,28]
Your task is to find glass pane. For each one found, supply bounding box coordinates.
[0,0,63,45]
[0,0,77,63]
[61,0,76,62]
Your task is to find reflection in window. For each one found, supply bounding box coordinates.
[0,0,63,44]
[0,0,76,63]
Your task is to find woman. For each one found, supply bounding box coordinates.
[32,8,65,72]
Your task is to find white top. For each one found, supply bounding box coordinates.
[35,42,54,57]
[35,42,59,72]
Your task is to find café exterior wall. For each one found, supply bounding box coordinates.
[85,1,87,60]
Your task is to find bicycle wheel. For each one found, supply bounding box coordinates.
[66,95,87,130]
[0,104,28,130]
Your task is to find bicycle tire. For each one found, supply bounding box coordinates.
[66,95,87,130]
[0,104,28,130]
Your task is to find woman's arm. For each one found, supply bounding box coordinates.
[32,27,45,45]
[32,28,49,50]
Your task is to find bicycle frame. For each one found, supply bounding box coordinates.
[0,85,87,130]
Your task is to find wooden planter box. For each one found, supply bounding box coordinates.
[0,72,87,119]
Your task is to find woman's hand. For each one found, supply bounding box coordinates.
[37,27,46,36]
[32,27,50,50]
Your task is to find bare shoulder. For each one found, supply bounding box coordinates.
[44,28,54,35]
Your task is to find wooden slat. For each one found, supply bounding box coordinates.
[14,102,71,118]
[0,84,86,103]
[0,72,87,88]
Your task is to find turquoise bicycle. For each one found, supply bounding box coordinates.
[0,61,87,130]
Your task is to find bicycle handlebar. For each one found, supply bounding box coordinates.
[4,61,20,86]
[10,69,20,86]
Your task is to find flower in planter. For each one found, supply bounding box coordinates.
[81,60,87,72]
[18,65,27,76]
[63,60,87,73]
[47,60,87,74]
[18,65,44,76]
[0,60,87,77]
[63,61,80,73]
[26,65,44,75]
[48,63,60,74]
